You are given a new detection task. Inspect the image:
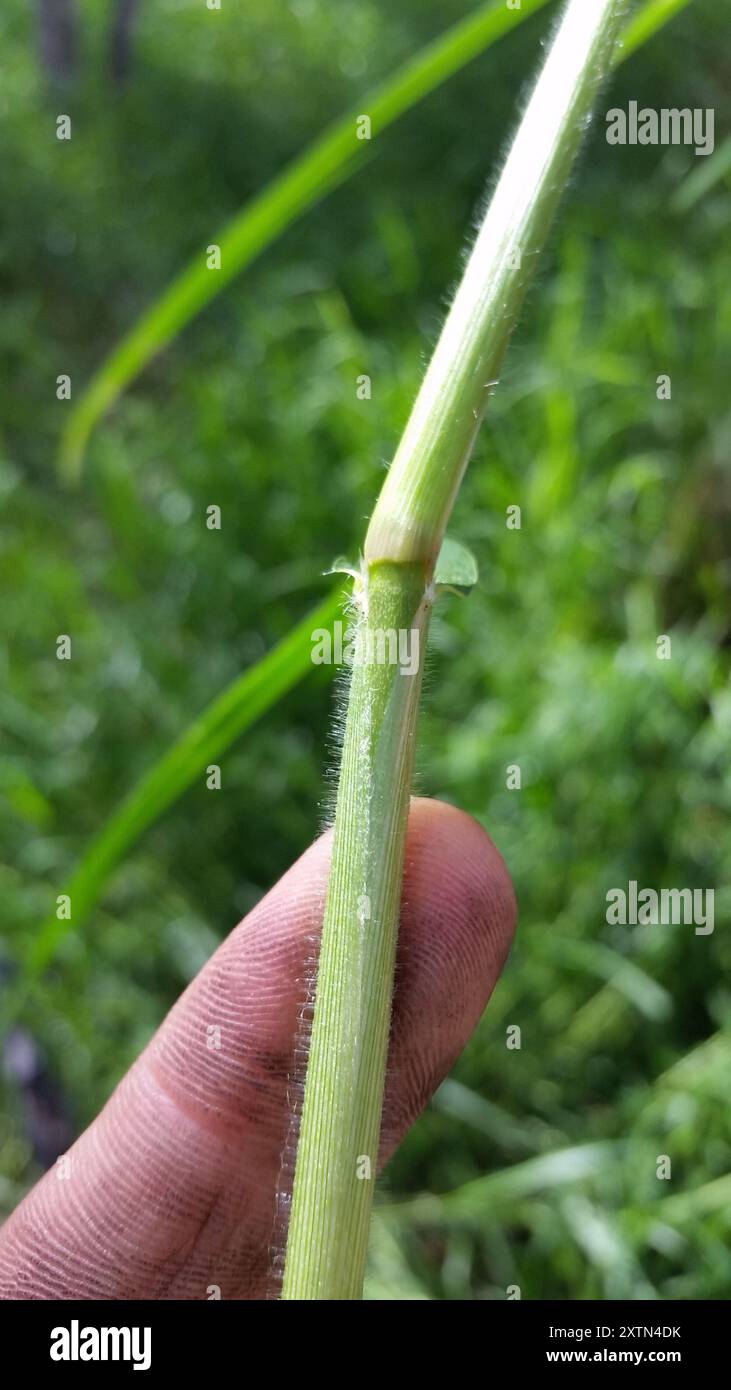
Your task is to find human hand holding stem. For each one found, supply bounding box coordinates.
[0,800,514,1298]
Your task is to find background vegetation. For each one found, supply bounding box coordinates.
[1,0,729,1299]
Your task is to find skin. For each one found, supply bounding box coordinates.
[0,798,516,1300]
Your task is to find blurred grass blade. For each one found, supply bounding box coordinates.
[380,1143,618,1227]
[657,1029,731,1089]
[28,586,343,973]
[657,1174,731,1225]
[433,1078,540,1153]
[58,0,692,484]
[56,0,553,483]
[537,935,672,1021]
[620,0,694,56]
[364,1224,431,1301]
[673,132,731,212]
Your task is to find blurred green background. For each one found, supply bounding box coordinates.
[1,0,729,1299]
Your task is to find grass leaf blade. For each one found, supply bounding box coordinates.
[28,586,343,973]
[58,0,553,482]
[57,0,692,484]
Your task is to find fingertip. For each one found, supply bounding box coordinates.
[380,798,516,1150]
[405,795,517,955]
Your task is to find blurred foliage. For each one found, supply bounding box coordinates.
[1,0,729,1300]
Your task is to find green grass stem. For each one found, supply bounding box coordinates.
[283,0,631,1300]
